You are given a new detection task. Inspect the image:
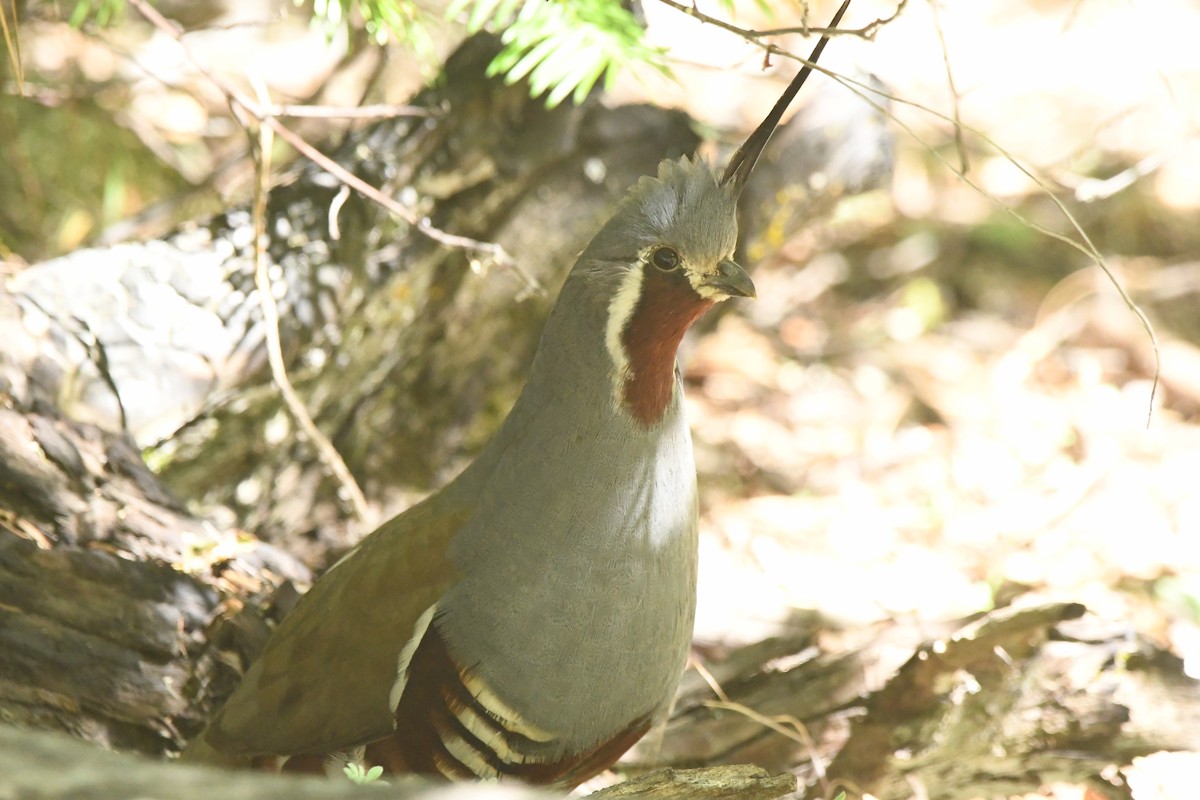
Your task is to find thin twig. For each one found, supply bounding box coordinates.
[759,0,909,40]
[927,0,968,174]
[690,658,831,793]
[657,0,907,41]
[702,698,829,783]
[247,77,372,526]
[1068,150,1168,202]
[0,0,22,92]
[809,66,1161,426]
[263,120,539,293]
[689,656,730,702]
[655,0,1161,426]
[259,102,429,119]
[125,0,541,295]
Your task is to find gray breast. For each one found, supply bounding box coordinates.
[438,390,699,755]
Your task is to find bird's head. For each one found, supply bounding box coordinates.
[576,158,750,427]
[586,156,754,303]
[568,0,851,427]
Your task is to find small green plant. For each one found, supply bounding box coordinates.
[70,0,126,26]
[343,762,387,785]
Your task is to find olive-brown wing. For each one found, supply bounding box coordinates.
[200,497,465,758]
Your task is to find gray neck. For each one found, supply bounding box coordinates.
[436,261,699,753]
[459,263,643,478]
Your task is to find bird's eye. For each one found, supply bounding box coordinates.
[651,247,681,272]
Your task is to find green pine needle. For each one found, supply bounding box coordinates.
[68,0,670,109]
[453,0,670,108]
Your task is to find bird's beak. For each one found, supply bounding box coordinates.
[704,260,757,299]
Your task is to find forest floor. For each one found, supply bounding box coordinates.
[6,1,1200,797]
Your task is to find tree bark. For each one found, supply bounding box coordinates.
[626,603,1200,800]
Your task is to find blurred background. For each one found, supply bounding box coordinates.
[3,1,1200,797]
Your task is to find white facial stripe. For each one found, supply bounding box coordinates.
[462,672,557,743]
[688,275,726,301]
[605,265,644,389]
[389,604,437,713]
[681,255,735,301]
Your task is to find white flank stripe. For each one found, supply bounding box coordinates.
[440,732,500,779]
[451,701,534,765]
[431,749,464,780]
[389,604,436,713]
[462,673,557,743]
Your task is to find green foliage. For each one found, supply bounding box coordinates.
[307,0,433,55]
[342,762,387,784]
[1156,575,1200,624]
[69,0,125,27]
[449,0,669,107]
[65,0,669,108]
[0,94,191,261]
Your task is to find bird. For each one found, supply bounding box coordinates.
[183,1,852,788]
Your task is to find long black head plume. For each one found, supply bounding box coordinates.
[721,0,853,195]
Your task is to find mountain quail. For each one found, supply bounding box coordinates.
[184,1,852,787]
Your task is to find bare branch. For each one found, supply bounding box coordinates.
[247,78,373,527]
[653,0,1160,426]
[124,0,542,296]
[804,67,1162,425]
[654,0,908,43]
[259,102,430,120]
[927,0,968,174]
